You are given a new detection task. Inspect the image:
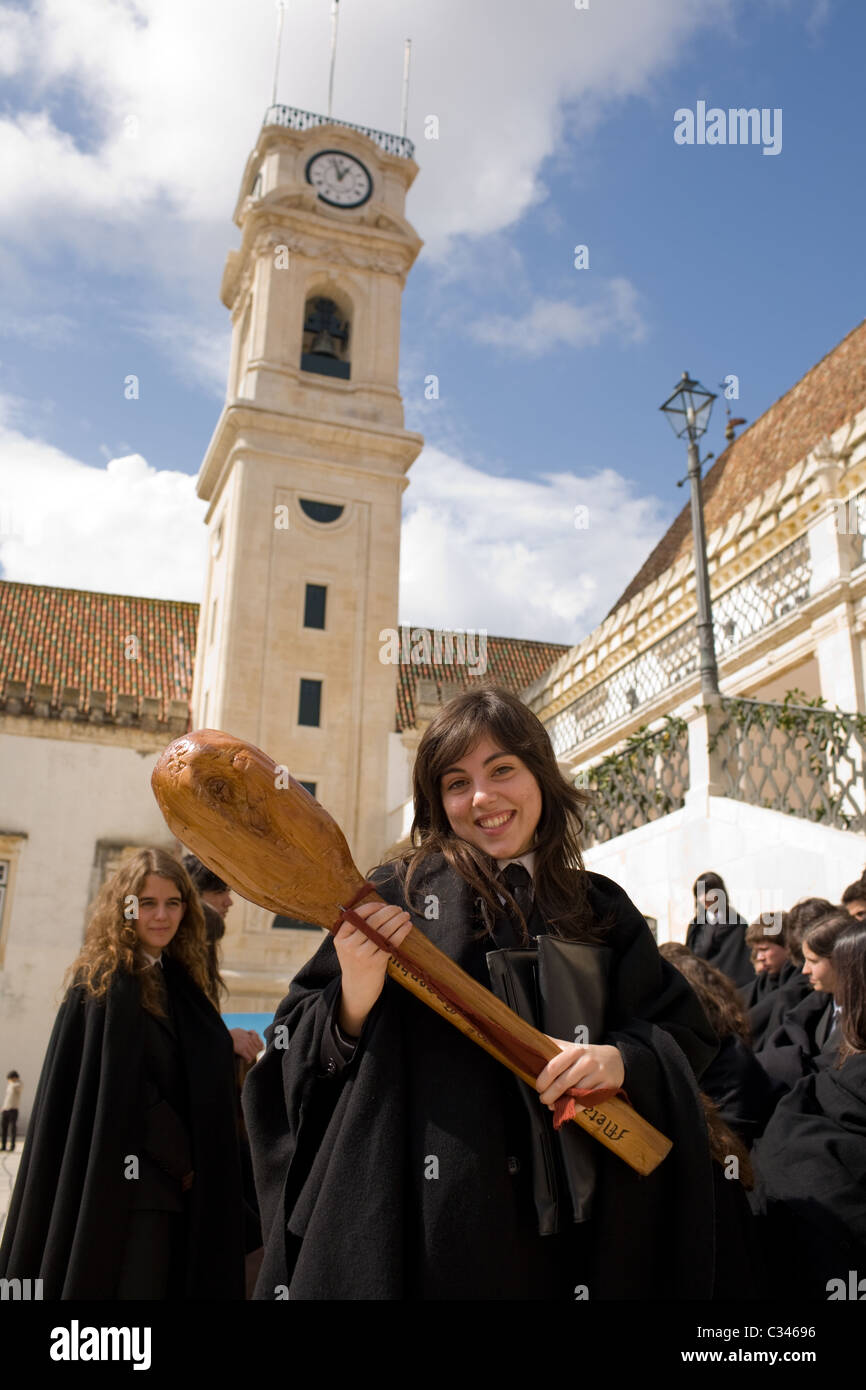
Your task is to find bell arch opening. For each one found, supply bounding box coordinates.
[300,294,351,380]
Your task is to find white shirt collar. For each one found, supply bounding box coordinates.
[141,950,162,968]
[495,850,536,880]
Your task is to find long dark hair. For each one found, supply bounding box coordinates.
[784,897,837,965]
[381,685,599,941]
[832,921,866,1060]
[659,942,751,1043]
[802,910,852,959]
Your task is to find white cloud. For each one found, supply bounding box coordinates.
[399,446,670,644]
[133,312,231,398]
[470,279,648,357]
[0,0,736,266]
[0,411,206,601]
[0,415,667,644]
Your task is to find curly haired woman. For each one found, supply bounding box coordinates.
[0,848,245,1299]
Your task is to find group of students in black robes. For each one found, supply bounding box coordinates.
[3,686,865,1301]
[683,869,866,1298]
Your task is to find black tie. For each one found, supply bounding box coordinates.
[499,862,535,928]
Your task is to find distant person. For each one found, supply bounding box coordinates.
[752,921,866,1298]
[782,897,837,969]
[183,853,262,1065]
[660,944,776,1146]
[740,913,810,1050]
[841,877,866,922]
[755,897,838,1043]
[0,848,245,1299]
[1,1070,21,1151]
[182,853,233,920]
[686,871,755,988]
[756,911,850,1095]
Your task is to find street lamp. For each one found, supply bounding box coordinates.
[660,372,720,697]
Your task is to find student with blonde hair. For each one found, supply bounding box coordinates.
[0,848,245,1299]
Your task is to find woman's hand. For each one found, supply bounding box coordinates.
[535,1041,625,1110]
[229,1028,264,1063]
[334,900,413,1037]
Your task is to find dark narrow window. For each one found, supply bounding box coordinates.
[298,679,322,727]
[304,584,327,629]
[298,780,317,798]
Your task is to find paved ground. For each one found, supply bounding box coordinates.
[0,1142,23,1236]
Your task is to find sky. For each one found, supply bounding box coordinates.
[0,0,863,646]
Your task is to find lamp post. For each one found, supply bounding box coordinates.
[660,372,720,697]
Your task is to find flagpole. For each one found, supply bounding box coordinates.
[271,0,285,108]
[327,0,340,118]
[400,38,411,138]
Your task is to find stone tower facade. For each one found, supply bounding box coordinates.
[191,107,424,1003]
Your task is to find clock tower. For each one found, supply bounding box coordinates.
[192,105,423,1003]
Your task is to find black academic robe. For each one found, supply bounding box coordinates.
[755,990,839,1096]
[700,1033,777,1146]
[741,962,811,1052]
[752,1053,866,1298]
[686,909,755,988]
[243,857,724,1301]
[0,958,245,1299]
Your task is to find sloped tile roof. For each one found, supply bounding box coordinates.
[609,317,866,616]
[0,580,198,719]
[0,581,568,732]
[394,626,569,732]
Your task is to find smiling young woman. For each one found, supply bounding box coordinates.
[0,848,245,1300]
[244,685,741,1301]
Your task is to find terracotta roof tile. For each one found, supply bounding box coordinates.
[0,580,198,720]
[608,318,866,616]
[394,626,569,732]
[0,583,568,733]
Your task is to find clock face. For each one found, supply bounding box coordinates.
[305,149,372,208]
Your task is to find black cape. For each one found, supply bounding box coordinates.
[700,1033,777,1146]
[755,990,839,1094]
[686,909,755,988]
[243,858,724,1300]
[741,962,811,1051]
[752,1053,866,1297]
[0,958,245,1299]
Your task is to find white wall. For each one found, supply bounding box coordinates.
[583,796,866,941]
[0,730,172,1127]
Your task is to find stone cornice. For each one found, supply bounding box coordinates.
[197,401,424,507]
[223,195,423,309]
[0,711,180,752]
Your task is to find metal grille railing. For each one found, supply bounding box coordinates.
[579,718,690,848]
[547,532,812,757]
[713,697,866,831]
[263,104,415,159]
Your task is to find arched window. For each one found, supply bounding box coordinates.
[301,296,350,379]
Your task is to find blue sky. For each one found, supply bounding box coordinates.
[0,0,863,645]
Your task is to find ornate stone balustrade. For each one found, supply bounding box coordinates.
[578,716,690,848]
[710,695,866,832]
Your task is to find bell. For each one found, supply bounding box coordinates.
[310,328,339,358]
